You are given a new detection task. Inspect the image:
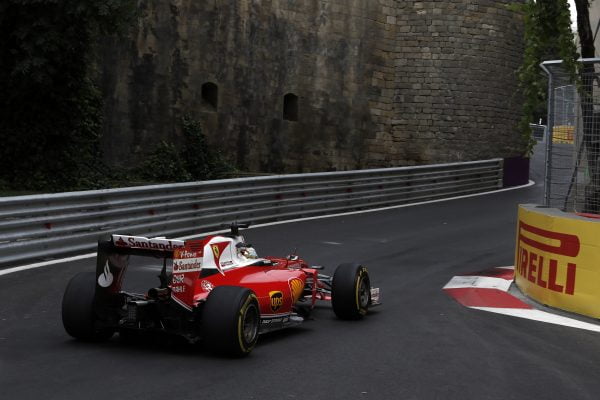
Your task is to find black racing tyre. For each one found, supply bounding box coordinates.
[62,272,114,341]
[202,286,260,357]
[331,263,371,320]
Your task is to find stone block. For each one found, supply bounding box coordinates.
[99,0,525,173]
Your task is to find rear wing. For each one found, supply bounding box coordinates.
[111,234,184,252]
[95,234,185,300]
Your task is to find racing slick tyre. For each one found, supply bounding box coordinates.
[202,286,260,357]
[331,263,371,320]
[62,272,114,341]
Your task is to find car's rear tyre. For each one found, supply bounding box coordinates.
[62,272,114,341]
[202,286,260,357]
[331,263,371,320]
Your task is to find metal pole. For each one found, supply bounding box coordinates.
[540,62,554,206]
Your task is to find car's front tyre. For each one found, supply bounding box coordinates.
[331,263,371,320]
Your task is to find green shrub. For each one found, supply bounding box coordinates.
[137,117,235,183]
[511,0,578,155]
[137,141,192,183]
[181,116,235,180]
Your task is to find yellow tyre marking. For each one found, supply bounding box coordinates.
[355,268,368,315]
[237,293,257,353]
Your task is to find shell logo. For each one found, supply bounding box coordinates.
[289,278,304,302]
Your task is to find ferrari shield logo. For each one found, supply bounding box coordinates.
[211,244,220,259]
[269,291,283,312]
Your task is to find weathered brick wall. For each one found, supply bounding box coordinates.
[375,0,525,166]
[100,0,524,173]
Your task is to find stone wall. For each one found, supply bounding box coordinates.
[100,0,524,173]
[383,1,525,165]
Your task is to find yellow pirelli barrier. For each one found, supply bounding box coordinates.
[515,204,600,318]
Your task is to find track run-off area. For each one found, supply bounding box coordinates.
[2,147,600,400]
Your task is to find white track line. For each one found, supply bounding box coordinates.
[0,253,97,277]
[0,227,231,277]
[0,180,534,277]
[472,307,600,333]
[240,180,535,229]
[443,275,512,291]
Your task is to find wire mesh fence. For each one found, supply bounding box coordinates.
[529,123,546,143]
[541,58,600,214]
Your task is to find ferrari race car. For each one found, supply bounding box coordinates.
[62,223,380,356]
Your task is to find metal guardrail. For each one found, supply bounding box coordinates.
[0,159,503,266]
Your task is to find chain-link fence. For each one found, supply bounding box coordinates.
[541,58,600,214]
[529,123,546,143]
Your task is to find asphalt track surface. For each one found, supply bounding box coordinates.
[3,146,600,400]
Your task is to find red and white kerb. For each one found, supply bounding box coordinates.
[443,266,600,333]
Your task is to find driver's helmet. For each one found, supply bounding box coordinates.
[244,246,258,259]
[236,242,258,259]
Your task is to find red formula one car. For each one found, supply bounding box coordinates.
[62,223,380,356]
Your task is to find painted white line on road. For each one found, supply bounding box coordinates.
[1,180,534,277]
[443,275,512,291]
[0,253,97,277]
[472,307,600,333]
[243,180,535,230]
[322,241,342,245]
[0,227,233,278]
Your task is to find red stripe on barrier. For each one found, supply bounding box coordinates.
[518,221,580,257]
[460,268,514,280]
[444,288,532,309]
[576,212,600,219]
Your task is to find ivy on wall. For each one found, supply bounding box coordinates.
[137,117,235,183]
[511,0,579,155]
[0,2,234,193]
[0,1,134,192]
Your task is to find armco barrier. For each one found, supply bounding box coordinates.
[515,204,600,318]
[0,159,502,266]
